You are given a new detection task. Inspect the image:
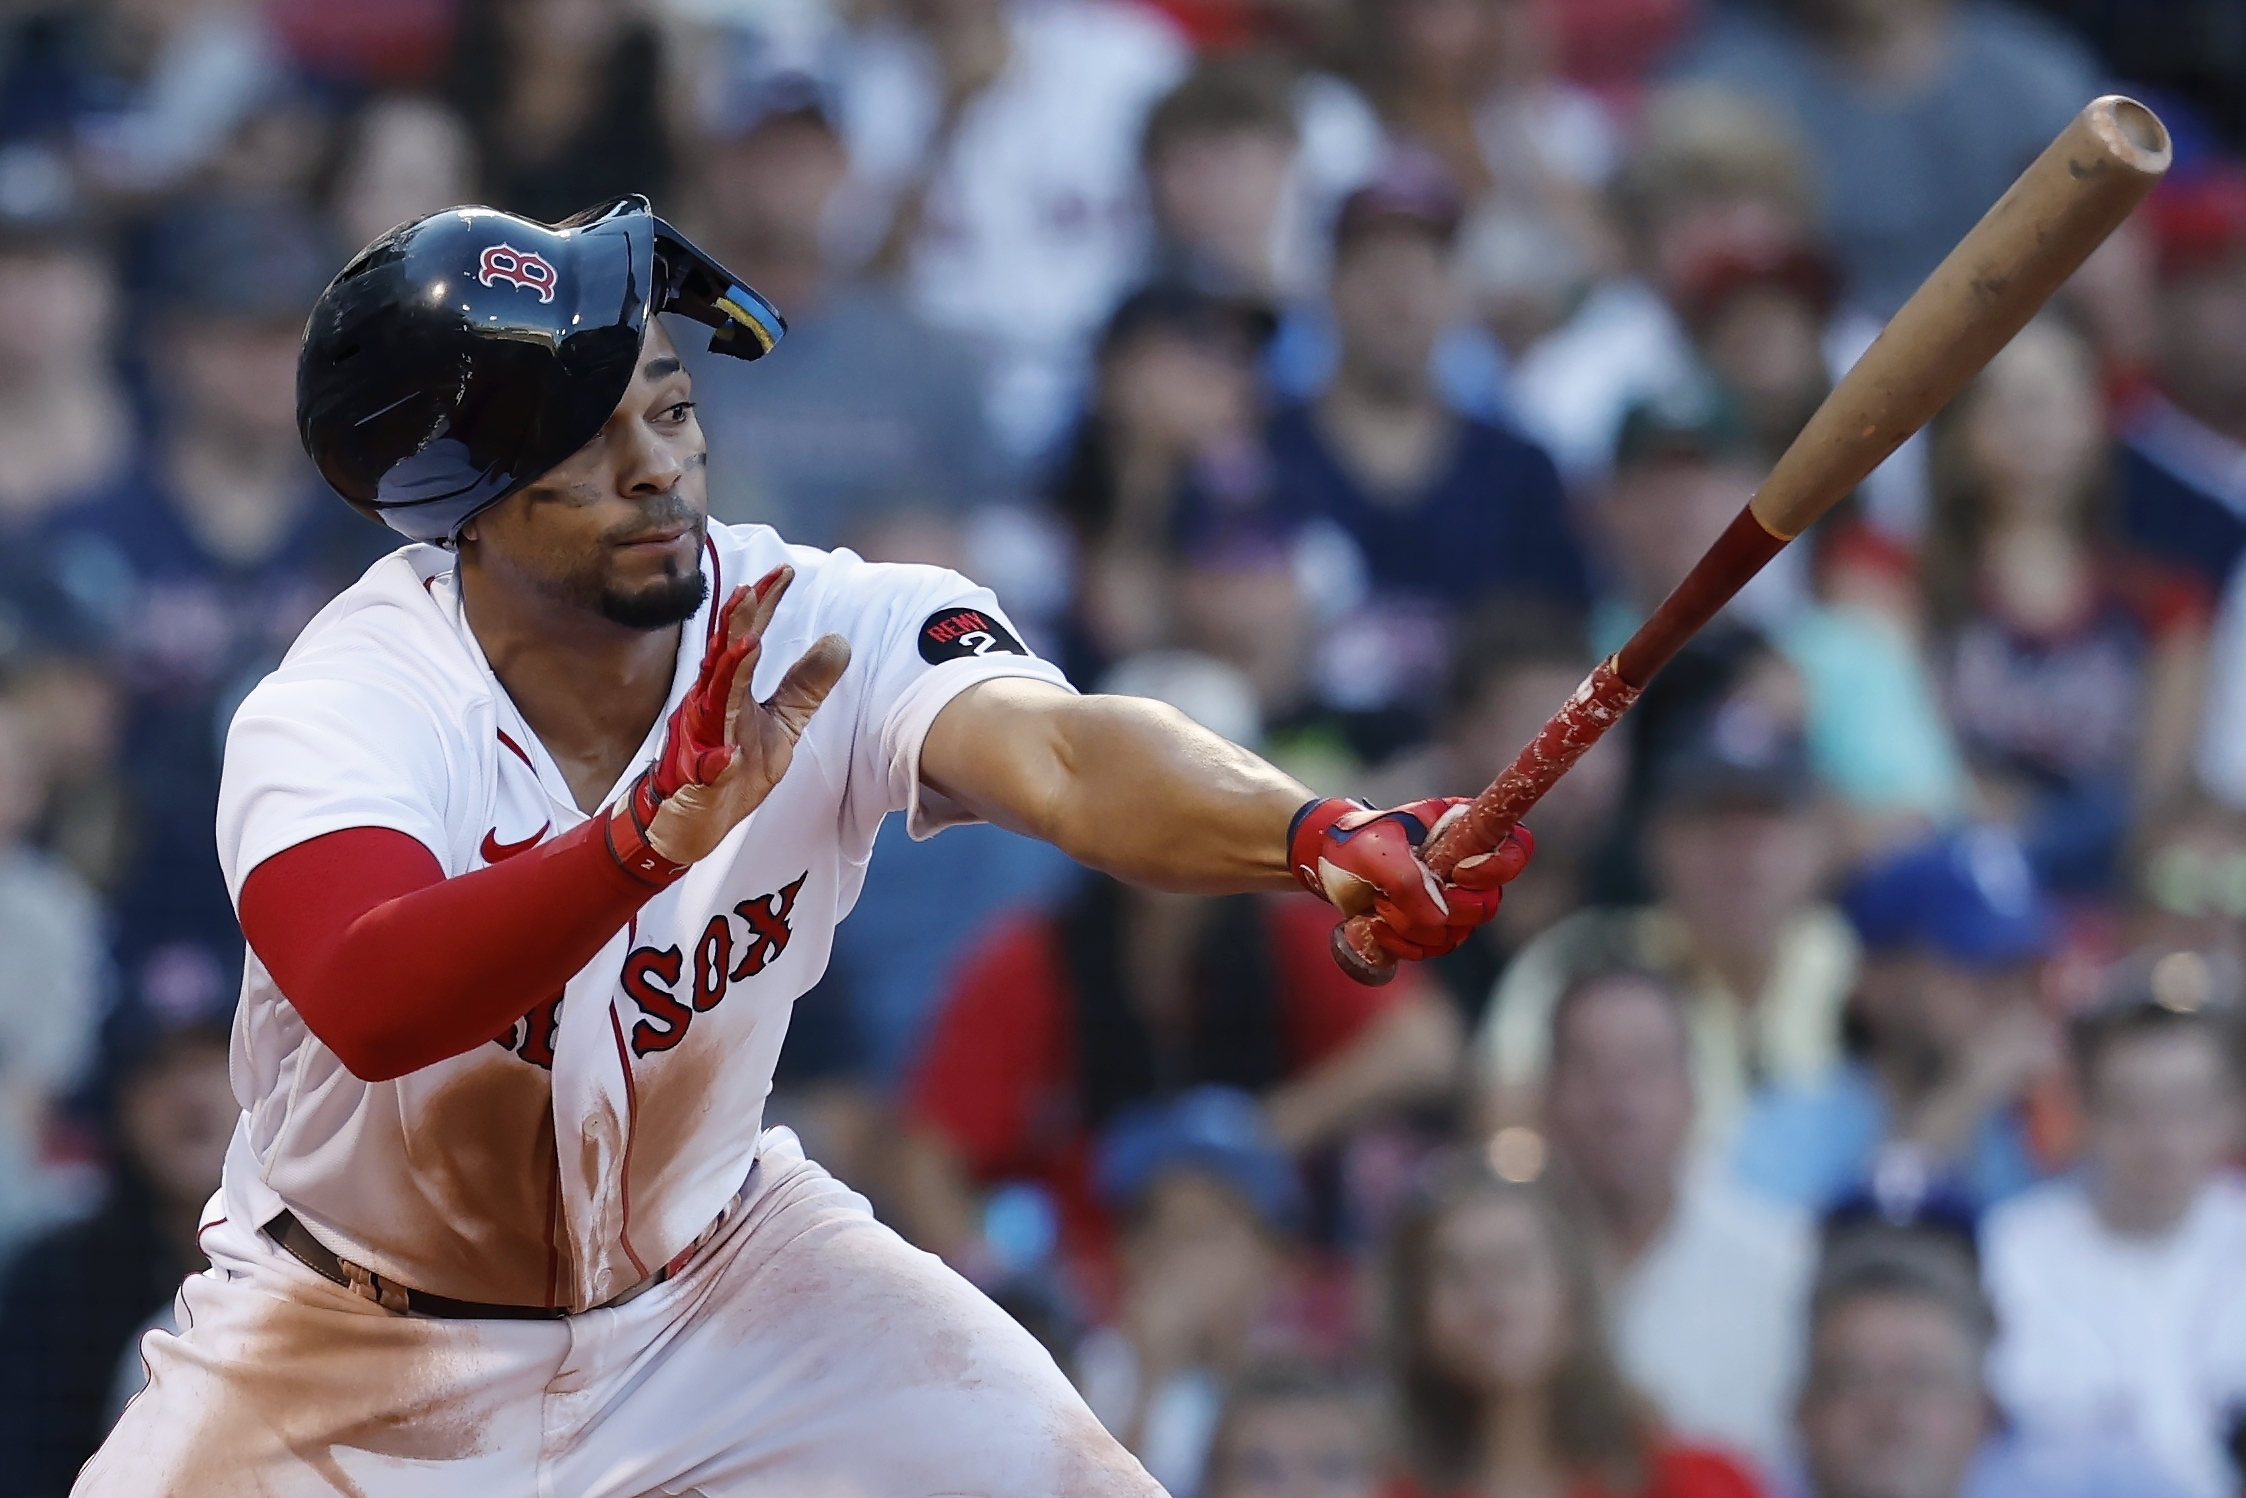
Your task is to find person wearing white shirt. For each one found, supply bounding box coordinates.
[1542,958,1815,1480]
[835,0,1188,461]
[1982,978,2246,1498]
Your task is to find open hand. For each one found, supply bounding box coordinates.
[638,565,851,865]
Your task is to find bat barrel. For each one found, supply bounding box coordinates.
[1330,95,2172,987]
[1750,95,2169,541]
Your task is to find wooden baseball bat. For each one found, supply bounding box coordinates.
[1332,94,2172,984]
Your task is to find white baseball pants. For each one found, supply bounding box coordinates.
[73,1129,1161,1498]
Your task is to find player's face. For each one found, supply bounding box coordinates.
[463,320,711,630]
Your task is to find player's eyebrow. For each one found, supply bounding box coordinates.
[642,355,683,381]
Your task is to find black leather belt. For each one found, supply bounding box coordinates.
[263,1199,737,1320]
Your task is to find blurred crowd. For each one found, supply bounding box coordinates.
[0,0,2244,1494]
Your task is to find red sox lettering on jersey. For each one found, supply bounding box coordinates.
[214,522,1068,1311]
[619,873,805,1058]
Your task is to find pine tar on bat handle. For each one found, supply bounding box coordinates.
[1329,93,2173,985]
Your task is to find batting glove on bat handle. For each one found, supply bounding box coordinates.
[1290,798,1533,985]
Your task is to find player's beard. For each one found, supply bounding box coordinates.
[598,558,709,630]
[585,497,711,629]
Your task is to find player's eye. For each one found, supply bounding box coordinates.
[662,400,696,423]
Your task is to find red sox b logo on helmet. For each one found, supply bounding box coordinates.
[477,243,558,303]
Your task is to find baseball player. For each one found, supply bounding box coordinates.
[73,196,1531,1497]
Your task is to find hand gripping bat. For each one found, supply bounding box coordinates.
[1331,95,2173,984]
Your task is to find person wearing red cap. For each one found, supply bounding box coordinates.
[2120,165,2246,597]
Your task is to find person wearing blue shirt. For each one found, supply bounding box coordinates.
[1733,826,2060,1217]
[43,202,385,1032]
[1175,151,1590,756]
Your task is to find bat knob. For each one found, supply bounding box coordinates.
[1329,918,1396,987]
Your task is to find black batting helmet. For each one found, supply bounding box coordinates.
[297,195,785,544]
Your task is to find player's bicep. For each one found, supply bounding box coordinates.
[238,827,446,992]
[917,677,1081,840]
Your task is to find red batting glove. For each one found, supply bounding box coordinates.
[623,568,784,837]
[1287,798,1534,962]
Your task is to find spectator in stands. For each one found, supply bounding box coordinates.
[682,65,1010,555]
[1168,511,1322,739]
[1507,86,1819,488]
[1142,59,1302,303]
[326,94,480,254]
[1797,1228,2193,1498]
[46,200,384,1034]
[1178,153,1589,751]
[1343,0,1619,272]
[0,698,100,1245]
[1733,826,2059,1217]
[1296,156,1586,615]
[1369,604,1625,1015]
[1480,664,1852,1147]
[444,0,672,222]
[894,842,1462,1277]
[1923,315,2210,893]
[1054,283,1272,684]
[1076,1089,1300,1496]
[1983,976,2246,1498]
[2121,165,2246,597]
[2127,796,2246,968]
[0,0,287,199]
[1675,0,2101,321]
[0,630,127,898]
[1383,1163,1762,1498]
[0,1020,236,1493]
[1586,390,1797,655]
[1203,1362,1381,1498]
[1545,960,1813,1478]
[0,209,131,536]
[1584,388,1968,834]
[1670,236,1840,469]
[835,0,1188,459]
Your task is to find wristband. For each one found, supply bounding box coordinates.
[604,779,690,887]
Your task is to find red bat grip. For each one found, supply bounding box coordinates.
[1327,506,1786,985]
[1327,658,1642,983]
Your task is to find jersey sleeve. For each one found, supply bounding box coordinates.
[808,550,1073,839]
[216,660,463,905]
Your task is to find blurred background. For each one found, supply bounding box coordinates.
[0,0,2243,1494]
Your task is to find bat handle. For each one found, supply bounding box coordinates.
[1329,656,1642,985]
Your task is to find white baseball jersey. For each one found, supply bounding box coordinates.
[213,520,1068,1311]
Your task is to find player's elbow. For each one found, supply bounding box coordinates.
[298,1006,425,1084]
[277,972,447,1082]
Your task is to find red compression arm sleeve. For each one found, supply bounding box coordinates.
[237,820,660,1082]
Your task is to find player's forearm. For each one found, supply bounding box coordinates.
[238,820,660,1082]
[925,683,1306,894]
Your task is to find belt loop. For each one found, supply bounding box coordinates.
[340,1259,415,1316]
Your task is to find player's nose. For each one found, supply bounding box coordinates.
[616,413,688,500]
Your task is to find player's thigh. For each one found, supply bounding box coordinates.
[573,1133,1162,1498]
[74,1223,558,1498]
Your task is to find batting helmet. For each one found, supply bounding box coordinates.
[297,195,786,544]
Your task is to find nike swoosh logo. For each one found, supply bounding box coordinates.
[481,824,550,863]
